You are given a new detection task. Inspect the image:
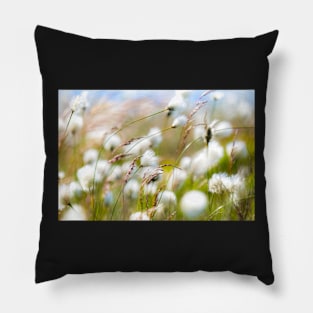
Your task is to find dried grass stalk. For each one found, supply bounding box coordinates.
[108,153,131,164]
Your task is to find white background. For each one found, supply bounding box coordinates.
[1,1,312,312]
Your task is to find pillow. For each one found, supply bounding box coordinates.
[35,25,278,285]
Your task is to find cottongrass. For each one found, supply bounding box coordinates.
[214,121,233,138]
[172,115,188,128]
[58,183,71,210]
[226,140,248,158]
[180,190,208,219]
[67,114,83,134]
[58,118,65,134]
[190,141,224,178]
[77,165,94,191]
[193,119,229,143]
[167,168,187,190]
[129,211,150,221]
[157,190,177,208]
[70,91,89,113]
[59,90,255,221]
[60,204,87,221]
[212,91,224,101]
[175,90,192,98]
[69,181,83,198]
[96,160,111,178]
[124,179,140,199]
[167,94,187,117]
[104,134,122,152]
[83,149,99,164]
[147,127,162,147]
[179,156,191,170]
[141,150,159,167]
[208,172,247,206]
[107,165,122,182]
[208,173,230,194]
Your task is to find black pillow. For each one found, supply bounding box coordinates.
[35,25,278,284]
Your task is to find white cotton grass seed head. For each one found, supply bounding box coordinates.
[167,94,187,117]
[231,176,248,205]
[70,96,80,112]
[83,149,99,164]
[157,190,177,208]
[180,190,208,219]
[77,164,95,191]
[213,121,233,139]
[226,140,248,158]
[67,114,83,135]
[175,90,191,98]
[104,134,122,152]
[207,141,224,164]
[79,91,90,111]
[58,184,71,210]
[208,172,245,195]
[107,165,122,182]
[190,142,224,178]
[70,92,89,113]
[124,179,140,199]
[203,120,220,143]
[193,125,206,141]
[167,169,187,190]
[228,173,245,194]
[190,151,209,177]
[237,100,253,120]
[212,91,224,101]
[58,171,65,180]
[121,161,131,174]
[148,127,162,147]
[129,211,150,221]
[96,160,111,181]
[194,120,221,143]
[69,181,83,198]
[172,115,188,128]
[179,156,191,170]
[77,162,108,188]
[208,173,230,194]
[58,118,65,134]
[60,204,87,221]
[141,149,159,167]
[85,130,106,144]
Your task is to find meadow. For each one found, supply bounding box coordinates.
[58,90,255,221]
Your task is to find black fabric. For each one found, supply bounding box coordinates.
[35,25,278,285]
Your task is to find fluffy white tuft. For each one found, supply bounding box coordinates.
[180,190,208,219]
[172,115,188,128]
[129,211,150,221]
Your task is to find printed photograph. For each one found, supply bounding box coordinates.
[58,90,255,221]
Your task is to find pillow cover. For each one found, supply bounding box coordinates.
[35,25,278,285]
